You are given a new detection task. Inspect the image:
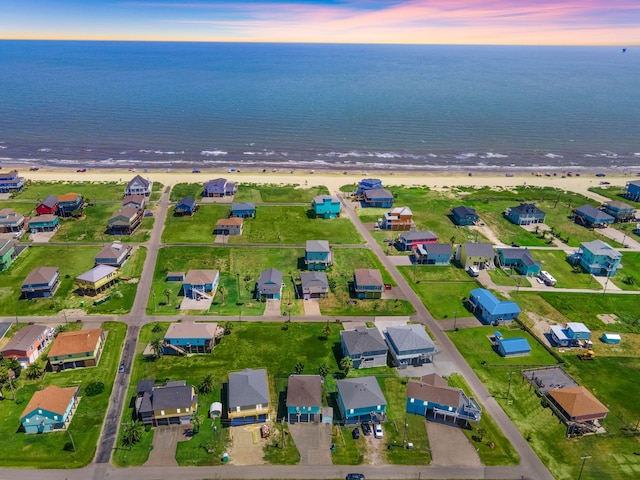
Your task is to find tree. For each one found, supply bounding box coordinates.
[150,337,164,359]
[322,322,332,340]
[223,321,233,335]
[218,285,225,304]
[55,324,69,336]
[121,420,144,446]
[318,363,330,378]
[192,413,205,434]
[198,374,214,394]
[25,362,44,380]
[163,288,172,306]
[449,235,456,246]
[622,275,636,286]
[294,362,305,374]
[340,356,353,377]
[6,358,21,378]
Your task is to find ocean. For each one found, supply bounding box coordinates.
[0,41,638,172]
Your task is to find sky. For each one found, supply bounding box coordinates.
[1,0,638,45]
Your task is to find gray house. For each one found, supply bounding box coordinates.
[336,376,387,425]
[228,368,270,426]
[300,271,329,299]
[136,380,198,426]
[385,324,437,367]
[340,327,388,369]
[94,241,132,268]
[256,268,283,300]
[22,267,60,299]
[287,375,323,423]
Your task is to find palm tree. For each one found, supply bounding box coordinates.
[163,288,172,306]
[25,362,44,380]
[318,363,330,378]
[322,322,332,340]
[294,362,305,374]
[150,337,164,359]
[340,356,353,377]
[121,420,144,446]
[198,374,214,394]
[192,413,205,434]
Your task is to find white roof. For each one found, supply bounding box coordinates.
[77,265,118,282]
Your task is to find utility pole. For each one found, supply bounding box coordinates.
[506,371,515,401]
[453,311,458,331]
[402,416,408,447]
[152,291,156,311]
[578,455,591,480]
[67,429,76,452]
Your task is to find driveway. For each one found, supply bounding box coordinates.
[227,424,267,466]
[288,423,332,465]
[302,299,321,316]
[263,299,281,316]
[426,421,482,467]
[145,424,193,467]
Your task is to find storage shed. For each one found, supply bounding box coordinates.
[209,401,223,418]
[601,333,621,344]
[496,337,531,357]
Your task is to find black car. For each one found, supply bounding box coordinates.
[346,474,365,480]
[361,422,371,436]
[352,427,360,440]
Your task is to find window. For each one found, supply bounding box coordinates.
[30,344,34,351]
[423,401,428,406]
[410,398,414,403]
[186,407,190,412]
[26,419,30,423]
[38,409,42,414]
[256,404,262,410]
[236,406,241,412]
[176,408,181,414]
[349,408,354,414]
[54,415,58,420]
[376,405,381,410]
[160,410,165,416]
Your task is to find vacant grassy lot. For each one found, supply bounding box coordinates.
[487,268,522,287]
[398,265,479,320]
[610,252,640,291]
[0,245,145,316]
[169,182,205,201]
[161,204,230,243]
[0,201,37,216]
[116,321,345,466]
[588,185,640,207]
[0,321,125,468]
[227,206,363,245]
[534,250,601,290]
[234,184,330,203]
[14,181,126,202]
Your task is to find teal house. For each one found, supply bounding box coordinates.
[163,322,220,354]
[305,240,333,270]
[312,195,341,219]
[574,239,622,276]
[21,385,80,434]
[574,205,614,228]
[451,206,478,226]
[336,376,387,425]
[231,202,256,218]
[497,248,542,276]
[29,214,59,233]
[0,239,17,271]
[287,375,323,423]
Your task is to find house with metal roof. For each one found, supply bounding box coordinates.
[496,337,531,357]
[623,180,640,202]
[125,175,153,197]
[340,327,388,369]
[505,203,546,225]
[256,268,283,300]
[175,196,198,216]
[397,230,438,251]
[336,376,387,425]
[468,288,520,325]
[305,239,332,271]
[385,324,436,367]
[231,202,256,218]
[312,195,341,219]
[549,322,591,347]
[287,375,323,423]
[228,368,270,426]
[451,206,478,226]
[456,242,495,270]
[0,208,25,233]
[48,328,105,371]
[572,239,622,276]
[182,270,219,301]
[36,195,59,216]
[76,265,120,296]
[300,271,329,299]
[136,380,198,426]
[21,266,60,299]
[415,243,453,265]
[361,188,394,208]
[94,241,132,268]
[603,201,635,222]
[496,248,542,276]
[1,324,53,367]
[574,204,614,228]
[203,178,236,197]
[406,373,481,425]
[20,385,80,433]
[353,268,384,299]
[163,322,221,354]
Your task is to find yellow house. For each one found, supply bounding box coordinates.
[136,380,198,426]
[228,368,271,425]
[48,328,105,371]
[76,265,120,296]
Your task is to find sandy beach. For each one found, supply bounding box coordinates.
[12,164,636,198]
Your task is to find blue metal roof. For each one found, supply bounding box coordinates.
[498,337,531,354]
[470,288,520,316]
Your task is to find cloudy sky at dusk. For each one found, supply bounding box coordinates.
[2,0,638,45]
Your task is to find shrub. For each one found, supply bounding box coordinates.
[85,381,105,397]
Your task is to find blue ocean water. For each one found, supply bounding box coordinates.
[0,41,638,171]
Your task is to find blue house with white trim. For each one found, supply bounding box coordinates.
[182,270,219,300]
[623,180,640,202]
[573,239,622,276]
[415,243,453,266]
[451,206,478,226]
[406,373,481,425]
[497,248,542,277]
[356,178,383,196]
[287,375,323,423]
[574,205,614,228]
[468,288,520,325]
[312,195,341,219]
[496,337,531,357]
[21,385,80,434]
[336,376,387,425]
[385,324,437,367]
[256,268,283,299]
[505,203,546,225]
[361,188,394,208]
[305,240,332,271]
[231,202,256,218]
[175,197,198,216]
[0,170,26,193]
[163,322,220,354]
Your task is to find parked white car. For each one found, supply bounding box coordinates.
[374,424,383,439]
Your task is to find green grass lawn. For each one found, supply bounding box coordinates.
[398,265,479,320]
[14,180,126,202]
[227,206,363,245]
[0,200,37,216]
[0,321,125,468]
[161,205,230,243]
[170,182,204,202]
[234,184,330,203]
[610,252,640,291]
[0,245,145,316]
[487,268,522,287]
[331,425,366,465]
[588,186,640,207]
[116,321,344,467]
[535,250,601,290]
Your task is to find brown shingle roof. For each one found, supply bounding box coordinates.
[547,386,609,418]
[354,268,384,287]
[406,374,462,409]
[58,192,81,202]
[286,375,322,407]
[184,269,218,285]
[21,385,79,418]
[23,267,59,286]
[216,217,243,226]
[48,328,103,357]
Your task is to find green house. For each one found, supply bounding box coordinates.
[0,239,17,271]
